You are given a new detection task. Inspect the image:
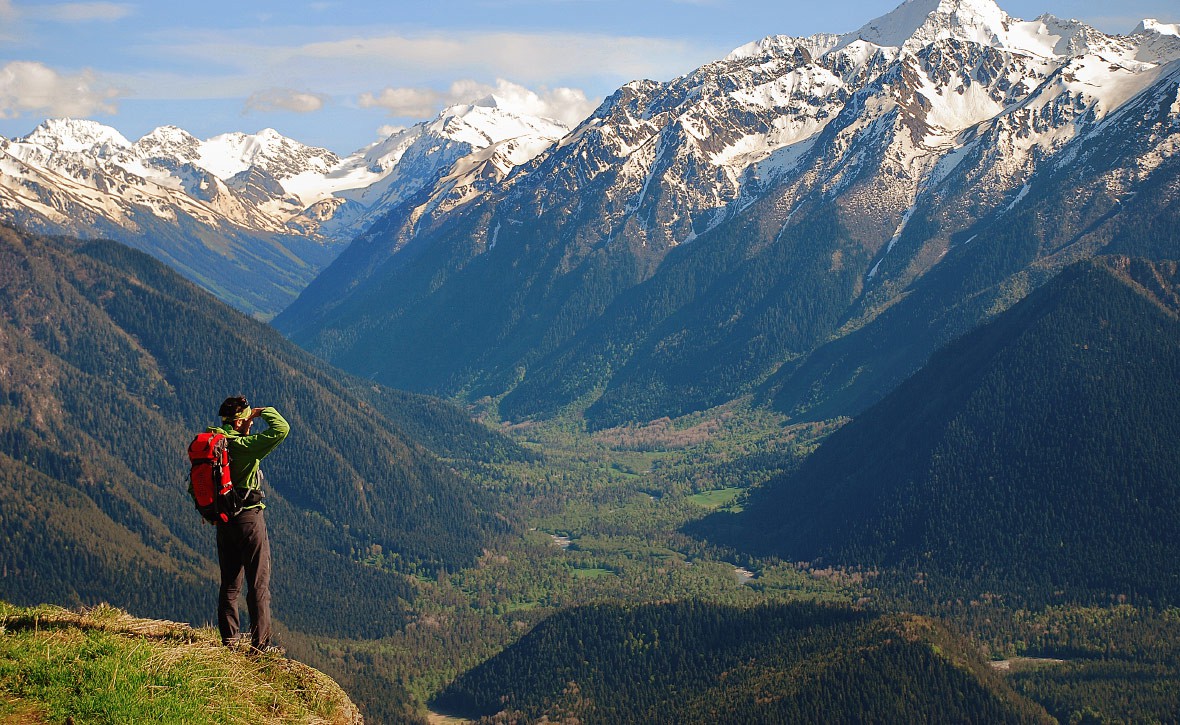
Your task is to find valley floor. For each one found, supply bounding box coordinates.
[281,400,1180,724]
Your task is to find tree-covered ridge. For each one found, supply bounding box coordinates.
[707,257,1180,605]
[433,599,1050,724]
[0,224,517,638]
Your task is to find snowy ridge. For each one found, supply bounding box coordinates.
[838,0,1014,53]
[1,0,1179,315]
[448,0,1179,262]
[1138,19,1180,38]
[0,99,570,245]
[726,34,842,62]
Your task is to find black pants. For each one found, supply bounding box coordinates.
[216,507,272,648]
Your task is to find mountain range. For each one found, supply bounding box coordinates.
[0,99,569,319]
[268,0,1180,428]
[3,0,1177,431]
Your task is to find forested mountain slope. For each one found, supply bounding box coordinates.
[0,224,522,639]
[433,600,1051,724]
[704,257,1180,605]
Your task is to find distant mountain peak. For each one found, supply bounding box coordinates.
[840,0,1011,52]
[435,100,568,137]
[1136,18,1180,37]
[832,0,1148,62]
[133,125,201,160]
[20,118,131,153]
[138,124,197,142]
[347,101,567,181]
[725,33,842,62]
[192,127,341,184]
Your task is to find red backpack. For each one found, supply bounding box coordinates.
[188,432,235,524]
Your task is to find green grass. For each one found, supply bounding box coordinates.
[570,568,616,580]
[0,602,359,725]
[686,487,744,509]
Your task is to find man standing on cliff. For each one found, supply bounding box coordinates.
[211,395,289,654]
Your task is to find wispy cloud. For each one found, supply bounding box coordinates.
[27,2,133,22]
[0,61,125,119]
[295,30,701,85]
[244,87,329,114]
[0,0,17,39]
[359,78,597,126]
[138,26,710,100]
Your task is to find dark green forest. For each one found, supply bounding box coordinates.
[0,225,533,719]
[434,600,1051,724]
[702,257,1180,605]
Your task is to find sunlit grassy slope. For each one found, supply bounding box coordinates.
[0,601,362,724]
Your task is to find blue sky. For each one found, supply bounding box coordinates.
[1,0,1176,154]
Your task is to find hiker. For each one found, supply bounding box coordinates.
[210,395,289,653]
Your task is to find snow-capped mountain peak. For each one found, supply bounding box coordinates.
[20,118,131,153]
[428,102,568,150]
[726,33,842,62]
[839,0,1011,53]
[1137,19,1180,37]
[832,0,1146,63]
[133,125,201,162]
[342,101,568,181]
[194,128,341,182]
[327,100,570,233]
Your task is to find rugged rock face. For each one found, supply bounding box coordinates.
[274,0,1180,427]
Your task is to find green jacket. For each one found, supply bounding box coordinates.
[207,406,290,511]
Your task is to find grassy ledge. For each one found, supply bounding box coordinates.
[0,601,362,725]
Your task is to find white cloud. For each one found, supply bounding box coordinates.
[484,82,598,126]
[244,87,328,114]
[297,31,700,86]
[376,124,406,138]
[29,2,132,22]
[0,61,124,119]
[360,79,598,126]
[147,27,710,101]
[358,86,441,119]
